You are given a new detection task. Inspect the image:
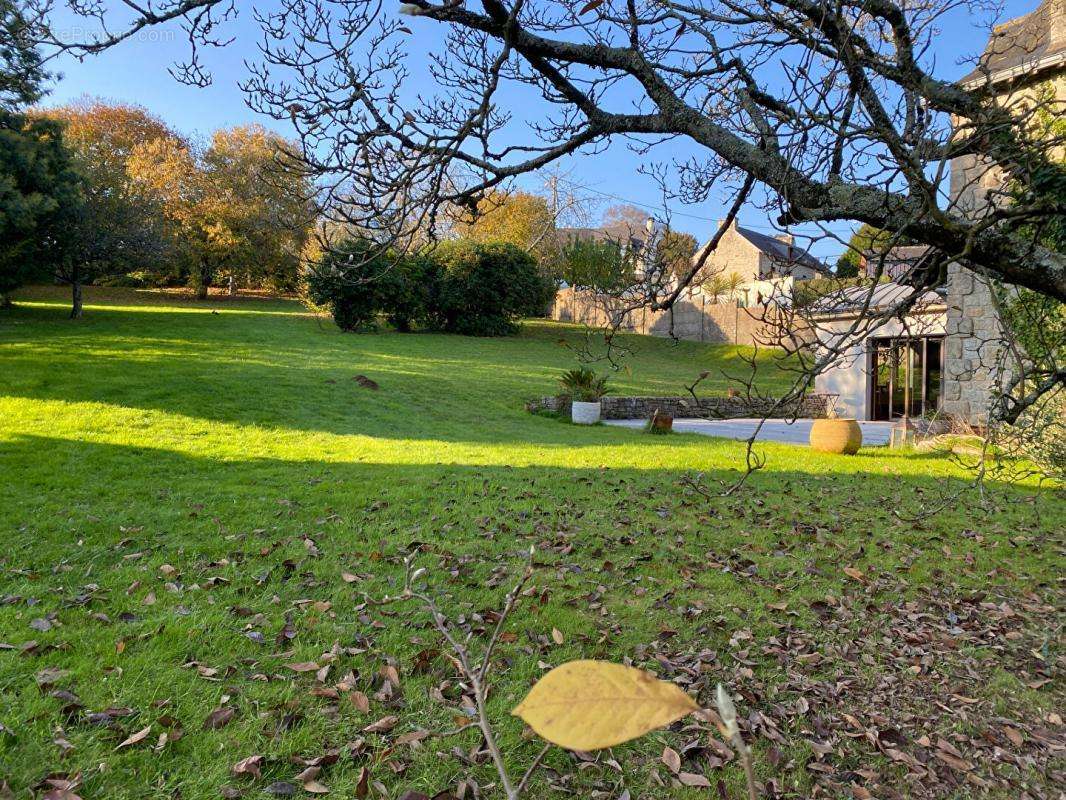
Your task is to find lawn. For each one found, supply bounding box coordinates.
[1,287,1062,800]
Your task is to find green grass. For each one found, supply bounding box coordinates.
[1,286,1062,799]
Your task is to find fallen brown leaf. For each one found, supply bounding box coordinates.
[116,726,151,749]
[203,706,236,730]
[662,746,681,774]
[232,754,263,779]
[363,715,398,733]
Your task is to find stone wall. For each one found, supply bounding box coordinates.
[695,221,763,284]
[941,263,1004,424]
[550,287,806,347]
[528,393,834,420]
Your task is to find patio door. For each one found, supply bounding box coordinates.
[870,337,943,420]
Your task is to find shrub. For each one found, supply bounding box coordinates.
[304,238,428,331]
[558,367,610,402]
[432,240,555,336]
[382,253,434,333]
[559,237,633,293]
[305,237,553,336]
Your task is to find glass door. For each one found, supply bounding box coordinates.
[870,336,943,420]
[872,341,894,421]
[925,338,943,413]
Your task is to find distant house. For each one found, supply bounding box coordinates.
[698,220,824,280]
[555,226,614,245]
[558,217,824,296]
[860,245,931,281]
[554,219,658,282]
[549,215,823,345]
[692,219,826,306]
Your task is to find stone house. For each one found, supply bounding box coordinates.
[942,0,1066,424]
[692,219,825,305]
[860,245,931,281]
[813,0,1065,423]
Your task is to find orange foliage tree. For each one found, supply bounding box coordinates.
[35,99,183,314]
[129,124,313,298]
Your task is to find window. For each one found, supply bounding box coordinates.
[869,336,944,420]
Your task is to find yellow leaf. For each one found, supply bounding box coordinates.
[512,660,698,750]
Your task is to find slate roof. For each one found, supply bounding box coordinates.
[734,225,827,273]
[555,227,646,252]
[862,245,932,280]
[556,227,609,242]
[960,0,1066,87]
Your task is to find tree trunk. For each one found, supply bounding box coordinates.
[196,263,210,300]
[70,265,83,319]
[228,274,238,296]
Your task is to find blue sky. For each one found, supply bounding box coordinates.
[42,0,1038,261]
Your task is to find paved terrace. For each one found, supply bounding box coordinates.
[605,418,894,446]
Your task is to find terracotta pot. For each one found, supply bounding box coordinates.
[809,418,862,454]
[650,411,673,432]
[571,400,602,425]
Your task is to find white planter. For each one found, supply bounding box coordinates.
[571,400,602,425]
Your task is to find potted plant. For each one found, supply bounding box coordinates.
[559,368,610,424]
[809,405,863,454]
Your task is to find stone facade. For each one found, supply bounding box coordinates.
[692,220,822,304]
[942,0,1066,425]
[941,263,1007,423]
[528,393,834,420]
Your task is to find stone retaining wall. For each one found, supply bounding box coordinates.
[527,394,834,420]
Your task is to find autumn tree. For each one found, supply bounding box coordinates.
[37,99,183,315]
[129,125,313,299]
[450,190,558,263]
[127,135,222,299]
[201,124,314,295]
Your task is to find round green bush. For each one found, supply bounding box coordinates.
[304,238,425,331]
[305,237,553,336]
[431,241,554,336]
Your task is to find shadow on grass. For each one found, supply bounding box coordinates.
[2,432,1058,547]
